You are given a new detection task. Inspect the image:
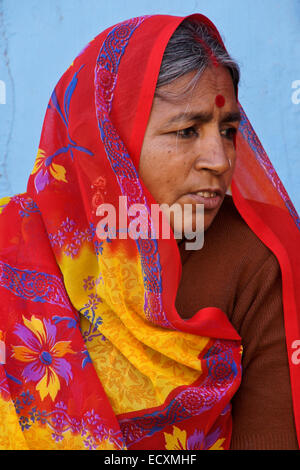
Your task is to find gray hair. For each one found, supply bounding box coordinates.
[156,20,240,95]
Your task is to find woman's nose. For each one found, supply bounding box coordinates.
[193,132,231,175]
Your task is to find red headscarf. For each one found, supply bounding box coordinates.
[0,14,299,450]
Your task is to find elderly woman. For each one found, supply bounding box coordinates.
[0,14,299,450]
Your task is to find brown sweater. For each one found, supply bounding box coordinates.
[175,195,299,450]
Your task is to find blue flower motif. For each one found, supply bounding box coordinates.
[20,390,35,406]
[94,240,104,256]
[19,416,31,431]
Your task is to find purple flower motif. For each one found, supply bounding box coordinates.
[51,412,68,432]
[84,409,100,426]
[70,417,82,434]
[49,230,67,248]
[71,227,94,249]
[11,196,40,218]
[52,433,64,442]
[86,294,102,310]
[49,219,95,256]
[55,401,67,410]
[12,316,75,401]
[31,149,68,194]
[83,275,104,292]
[95,274,104,286]
[84,434,98,450]
[64,243,79,258]
[34,168,51,193]
[83,276,95,291]
[187,427,224,450]
[72,229,84,246]
[94,424,106,441]
[61,217,76,233]
[79,228,94,243]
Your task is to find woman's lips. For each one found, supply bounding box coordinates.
[184,192,223,210]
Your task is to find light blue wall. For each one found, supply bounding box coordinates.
[1,0,300,212]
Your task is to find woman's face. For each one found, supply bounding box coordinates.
[139,66,241,236]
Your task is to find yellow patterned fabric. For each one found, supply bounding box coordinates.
[0,14,244,450]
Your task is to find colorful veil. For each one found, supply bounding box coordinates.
[0,14,299,450]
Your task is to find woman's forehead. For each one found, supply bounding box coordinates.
[152,67,239,125]
[156,67,235,99]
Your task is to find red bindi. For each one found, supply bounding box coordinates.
[215,95,225,107]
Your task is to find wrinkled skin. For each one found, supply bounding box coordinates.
[139,66,241,237]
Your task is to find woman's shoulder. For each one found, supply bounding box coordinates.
[178,195,283,313]
[212,195,268,250]
[179,194,281,278]
[176,195,282,319]
[211,196,283,321]
[210,195,280,274]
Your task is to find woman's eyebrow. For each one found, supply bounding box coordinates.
[221,111,241,124]
[165,110,241,126]
[165,111,213,126]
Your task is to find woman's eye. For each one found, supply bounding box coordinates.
[221,127,237,140]
[176,127,198,139]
